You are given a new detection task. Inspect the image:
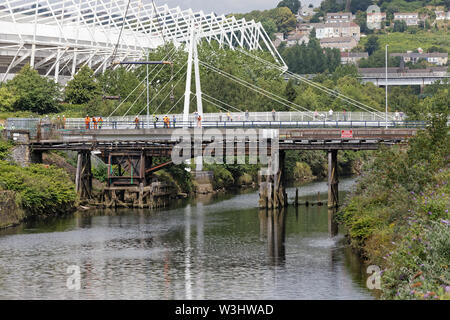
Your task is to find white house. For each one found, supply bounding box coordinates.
[367,12,386,29]
[326,12,353,23]
[313,22,360,41]
[394,12,419,26]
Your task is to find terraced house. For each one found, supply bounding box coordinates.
[390,52,449,66]
[326,12,353,23]
[312,22,360,41]
[394,12,419,26]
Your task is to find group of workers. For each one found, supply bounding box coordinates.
[84,115,103,130]
[54,115,67,129]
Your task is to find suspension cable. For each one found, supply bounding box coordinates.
[199,60,310,114]
[136,70,188,116]
[122,61,187,118]
[107,46,178,118]
[237,48,392,119]
[202,93,243,113]
[110,0,132,66]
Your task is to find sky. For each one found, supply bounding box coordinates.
[155,0,322,15]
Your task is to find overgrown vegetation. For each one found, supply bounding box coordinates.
[338,87,450,299]
[0,160,76,217]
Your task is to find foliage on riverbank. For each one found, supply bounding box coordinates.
[0,139,77,218]
[338,88,449,299]
[0,161,77,217]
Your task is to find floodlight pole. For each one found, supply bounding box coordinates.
[113,60,172,127]
[385,44,389,129]
[146,63,149,128]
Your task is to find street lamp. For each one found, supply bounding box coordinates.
[112,60,172,128]
[385,44,389,128]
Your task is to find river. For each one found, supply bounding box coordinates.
[0,177,375,300]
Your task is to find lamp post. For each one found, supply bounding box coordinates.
[385,44,389,128]
[112,60,172,128]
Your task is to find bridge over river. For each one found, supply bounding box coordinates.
[5,113,423,230]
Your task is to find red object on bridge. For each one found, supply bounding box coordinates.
[341,130,353,138]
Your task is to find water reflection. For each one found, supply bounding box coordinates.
[259,209,286,265]
[0,177,375,300]
[328,207,339,237]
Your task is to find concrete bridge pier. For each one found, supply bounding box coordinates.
[327,150,339,236]
[75,151,92,200]
[258,150,287,209]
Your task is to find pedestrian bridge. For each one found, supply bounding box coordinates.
[5,115,423,223]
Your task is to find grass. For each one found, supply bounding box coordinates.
[359,30,450,54]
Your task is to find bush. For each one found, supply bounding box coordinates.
[0,139,12,161]
[338,97,449,299]
[211,166,234,189]
[0,161,76,217]
[292,162,313,181]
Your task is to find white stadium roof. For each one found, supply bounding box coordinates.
[0,0,285,84]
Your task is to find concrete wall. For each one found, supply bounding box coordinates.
[0,191,25,229]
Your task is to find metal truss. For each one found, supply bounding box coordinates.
[0,0,286,84]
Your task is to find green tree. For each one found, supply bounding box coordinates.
[6,64,60,114]
[393,20,407,32]
[358,50,401,68]
[364,35,380,56]
[65,66,101,104]
[354,10,371,34]
[285,79,297,102]
[277,0,301,14]
[320,0,345,13]
[0,86,16,112]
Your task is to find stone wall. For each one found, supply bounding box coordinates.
[0,191,25,229]
[9,131,31,167]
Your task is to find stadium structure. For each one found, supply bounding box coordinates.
[0,0,285,85]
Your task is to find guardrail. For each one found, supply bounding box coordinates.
[58,120,428,130]
[66,112,403,125]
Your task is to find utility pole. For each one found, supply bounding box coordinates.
[385,44,389,129]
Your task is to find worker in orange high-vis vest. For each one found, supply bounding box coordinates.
[134,116,140,129]
[92,117,98,130]
[85,115,90,129]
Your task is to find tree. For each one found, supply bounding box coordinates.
[349,0,372,13]
[0,86,16,112]
[285,79,297,102]
[364,35,379,56]
[273,7,298,34]
[6,64,60,114]
[393,20,407,32]
[277,0,301,14]
[332,64,359,81]
[358,50,401,68]
[320,0,345,13]
[65,66,101,104]
[354,11,371,34]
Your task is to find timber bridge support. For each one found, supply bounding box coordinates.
[74,149,175,208]
[22,126,418,216]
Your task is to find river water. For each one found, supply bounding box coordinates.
[0,177,375,300]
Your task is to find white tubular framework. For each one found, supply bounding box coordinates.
[0,0,286,84]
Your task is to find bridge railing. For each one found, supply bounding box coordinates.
[64,112,401,127]
[58,120,427,130]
